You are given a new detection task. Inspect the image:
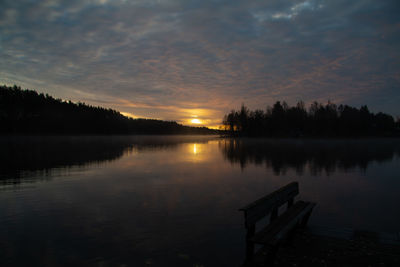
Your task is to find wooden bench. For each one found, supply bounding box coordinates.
[239,182,315,265]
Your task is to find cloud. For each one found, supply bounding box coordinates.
[1,0,400,126]
[253,0,324,21]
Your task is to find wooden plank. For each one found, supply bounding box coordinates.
[275,203,315,240]
[239,182,299,211]
[251,201,315,245]
[239,182,299,227]
[251,201,308,244]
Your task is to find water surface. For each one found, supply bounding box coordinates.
[1,136,399,266]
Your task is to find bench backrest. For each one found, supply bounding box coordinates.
[239,182,299,228]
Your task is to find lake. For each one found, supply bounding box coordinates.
[1,135,399,266]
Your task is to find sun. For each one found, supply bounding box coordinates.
[191,118,201,124]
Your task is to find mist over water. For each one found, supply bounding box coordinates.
[1,136,399,266]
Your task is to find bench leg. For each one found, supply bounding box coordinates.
[264,245,279,266]
[246,241,255,263]
[245,226,255,263]
[285,223,299,244]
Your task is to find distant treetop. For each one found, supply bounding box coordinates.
[222,101,399,137]
[0,85,217,135]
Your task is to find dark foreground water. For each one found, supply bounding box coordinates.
[1,136,399,267]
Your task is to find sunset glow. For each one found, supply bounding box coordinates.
[1,0,399,127]
[191,119,201,124]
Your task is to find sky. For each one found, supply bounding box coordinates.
[1,0,399,128]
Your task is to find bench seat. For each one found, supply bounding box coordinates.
[251,200,316,245]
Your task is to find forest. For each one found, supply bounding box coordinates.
[222,101,400,137]
[0,85,216,135]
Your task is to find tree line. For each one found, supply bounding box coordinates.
[0,85,216,135]
[222,101,400,137]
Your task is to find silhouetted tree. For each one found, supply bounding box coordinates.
[0,85,217,135]
[222,101,397,137]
